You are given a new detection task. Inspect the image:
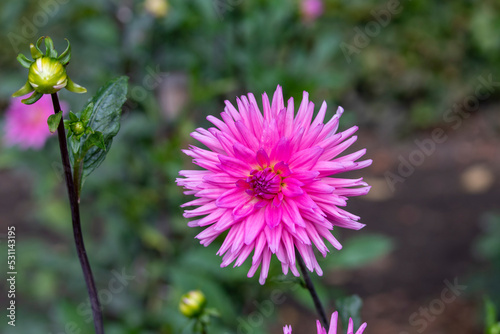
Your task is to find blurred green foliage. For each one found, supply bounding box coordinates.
[3,0,498,332]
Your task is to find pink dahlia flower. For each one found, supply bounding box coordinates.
[283,311,367,334]
[3,94,67,150]
[177,86,371,284]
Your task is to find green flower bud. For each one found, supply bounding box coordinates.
[28,57,68,94]
[12,36,87,105]
[179,290,206,318]
[70,121,85,136]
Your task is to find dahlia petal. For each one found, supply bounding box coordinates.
[300,124,323,150]
[271,137,292,163]
[183,202,218,218]
[282,199,305,229]
[221,250,239,267]
[316,225,342,250]
[293,226,312,245]
[271,85,284,118]
[284,97,295,138]
[218,155,250,177]
[248,100,263,136]
[233,196,256,219]
[196,188,227,199]
[193,158,222,172]
[247,261,260,278]
[244,209,266,245]
[195,225,221,242]
[235,120,260,150]
[304,181,335,194]
[236,97,249,126]
[317,320,325,334]
[191,128,225,153]
[329,312,338,334]
[274,161,292,177]
[334,186,371,197]
[259,249,272,285]
[281,177,305,197]
[294,193,318,212]
[265,203,283,229]
[221,111,244,142]
[195,208,225,227]
[308,194,347,207]
[224,100,240,121]
[356,323,368,334]
[315,161,356,177]
[265,223,283,253]
[322,136,358,161]
[214,210,238,231]
[256,149,271,168]
[203,173,238,185]
[234,244,253,267]
[207,115,230,133]
[306,225,328,256]
[233,142,257,164]
[215,132,236,156]
[231,223,245,253]
[334,148,367,163]
[180,197,212,208]
[282,230,296,266]
[292,170,320,183]
[347,318,354,334]
[289,146,324,169]
[262,92,272,120]
[216,188,249,208]
[311,100,327,129]
[294,91,309,131]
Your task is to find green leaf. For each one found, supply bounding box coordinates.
[322,234,395,269]
[87,132,106,151]
[47,111,62,133]
[485,298,500,334]
[81,102,94,122]
[79,76,128,189]
[69,136,81,155]
[69,111,79,122]
[336,295,363,330]
[17,53,33,68]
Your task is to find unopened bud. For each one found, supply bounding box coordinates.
[70,121,85,135]
[179,290,206,318]
[28,57,68,94]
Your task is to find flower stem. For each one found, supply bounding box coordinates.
[296,252,329,329]
[51,93,104,334]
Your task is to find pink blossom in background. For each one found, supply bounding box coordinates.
[3,94,67,150]
[283,311,367,334]
[177,86,371,284]
[301,0,324,22]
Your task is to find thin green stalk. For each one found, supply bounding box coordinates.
[51,93,104,334]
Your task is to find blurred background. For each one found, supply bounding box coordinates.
[1,0,500,333]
